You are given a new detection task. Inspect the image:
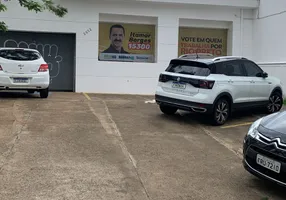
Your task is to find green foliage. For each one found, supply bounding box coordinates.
[0,0,67,32]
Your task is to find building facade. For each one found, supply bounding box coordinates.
[252,0,286,89]
[2,0,283,95]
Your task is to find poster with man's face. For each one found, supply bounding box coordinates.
[98,22,156,63]
[109,27,125,52]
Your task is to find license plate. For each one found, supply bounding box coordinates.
[172,82,186,89]
[256,154,281,173]
[13,78,29,83]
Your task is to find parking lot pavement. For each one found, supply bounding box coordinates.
[0,91,285,200]
[0,92,149,200]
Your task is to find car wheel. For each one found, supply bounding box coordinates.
[40,88,49,98]
[159,105,178,115]
[212,98,230,126]
[27,90,35,94]
[266,92,283,114]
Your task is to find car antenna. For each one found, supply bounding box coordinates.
[195,49,198,59]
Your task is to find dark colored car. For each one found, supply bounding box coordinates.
[243,110,286,187]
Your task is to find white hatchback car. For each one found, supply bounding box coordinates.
[155,54,284,125]
[0,48,50,98]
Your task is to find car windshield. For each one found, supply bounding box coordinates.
[165,59,211,76]
[0,49,41,61]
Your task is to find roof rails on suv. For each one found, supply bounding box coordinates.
[212,56,247,61]
[178,54,247,62]
[179,53,214,59]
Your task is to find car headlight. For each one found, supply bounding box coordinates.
[247,118,263,138]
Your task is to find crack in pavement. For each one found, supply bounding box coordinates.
[199,125,243,159]
[85,98,151,200]
[0,102,34,173]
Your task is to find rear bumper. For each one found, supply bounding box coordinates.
[155,94,213,114]
[0,72,49,90]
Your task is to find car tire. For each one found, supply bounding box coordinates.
[266,92,283,114]
[212,98,230,126]
[27,90,35,94]
[159,105,178,115]
[40,88,49,98]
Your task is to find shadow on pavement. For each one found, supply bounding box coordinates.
[155,106,281,127]
[0,91,40,99]
[249,177,286,199]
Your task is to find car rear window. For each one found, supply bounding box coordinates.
[0,49,41,61]
[165,59,211,76]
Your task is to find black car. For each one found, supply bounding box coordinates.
[243,110,286,187]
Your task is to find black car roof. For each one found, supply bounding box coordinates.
[173,55,248,65]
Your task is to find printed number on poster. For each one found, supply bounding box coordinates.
[128,43,151,50]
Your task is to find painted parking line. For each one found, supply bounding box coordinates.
[83,92,91,100]
[145,99,156,104]
[221,122,253,129]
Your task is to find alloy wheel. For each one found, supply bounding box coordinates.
[267,94,282,113]
[215,100,229,124]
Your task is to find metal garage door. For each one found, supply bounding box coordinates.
[0,31,76,91]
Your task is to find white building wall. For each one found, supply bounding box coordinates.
[121,0,259,8]
[252,0,286,92]
[241,9,254,59]
[0,0,255,94]
[252,0,286,62]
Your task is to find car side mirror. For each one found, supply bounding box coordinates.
[262,72,268,78]
[257,72,268,78]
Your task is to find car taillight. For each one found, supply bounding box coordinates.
[38,64,49,72]
[199,80,215,89]
[0,65,2,71]
[159,74,168,83]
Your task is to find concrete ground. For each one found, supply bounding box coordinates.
[0,91,285,200]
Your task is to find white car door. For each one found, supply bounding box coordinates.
[242,60,271,102]
[218,60,250,104]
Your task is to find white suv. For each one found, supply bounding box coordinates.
[0,48,50,98]
[155,54,284,125]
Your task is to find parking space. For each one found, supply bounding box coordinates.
[0,91,285,200]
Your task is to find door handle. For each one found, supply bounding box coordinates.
[228,80,233,83]
[250,80,255,83]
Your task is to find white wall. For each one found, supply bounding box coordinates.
[113,0,259,8]
[241,9,254,59]
[252,0,286,94]
[0,0,254,94]
[252,0,286,63]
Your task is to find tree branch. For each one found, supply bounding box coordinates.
[0,0,67,32]
[0,2,8,31]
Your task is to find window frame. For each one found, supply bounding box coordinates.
[213,60,246,77]
[241,60,264,77]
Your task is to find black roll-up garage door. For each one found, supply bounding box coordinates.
[0,31,76,91]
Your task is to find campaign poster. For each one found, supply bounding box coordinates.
[98,22,156,63]
[178,27,228,57]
